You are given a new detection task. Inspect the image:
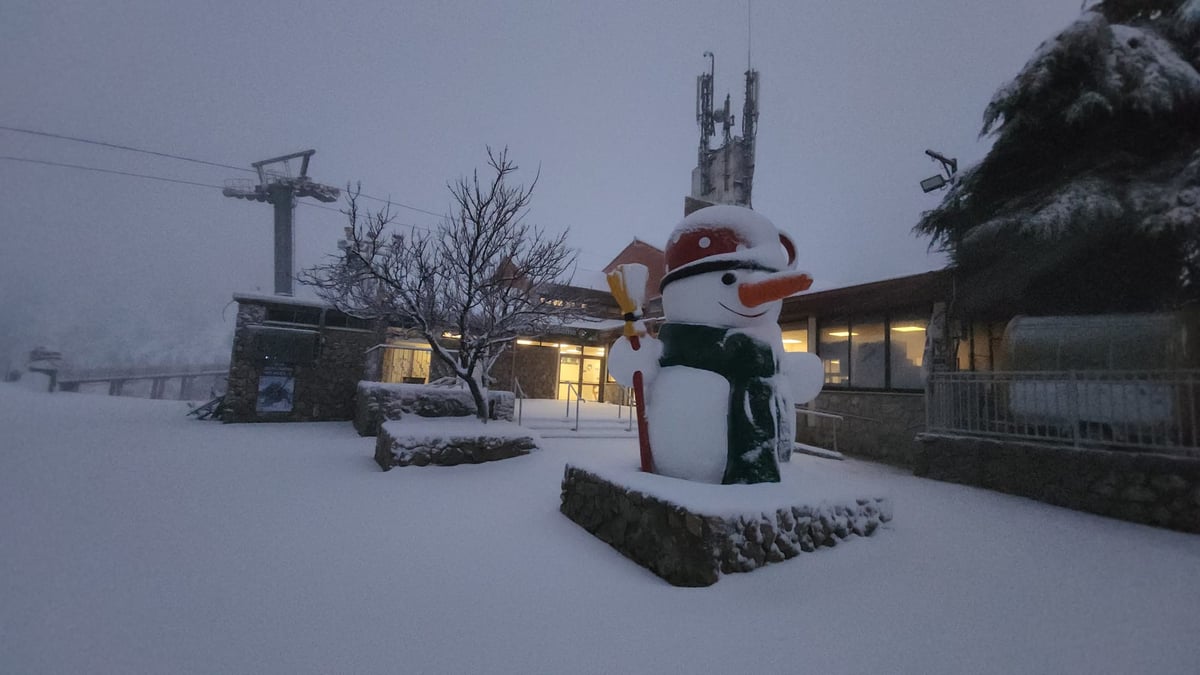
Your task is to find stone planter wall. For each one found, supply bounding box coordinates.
[354,382,515,436]
[375,421,537,470]
[560,465,892,586]
[914,434,1200,533]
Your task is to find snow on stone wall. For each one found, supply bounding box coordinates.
[354,381,515,436]
[375,419,538,470]
[915,434,1200,533]
[560,464,892,586]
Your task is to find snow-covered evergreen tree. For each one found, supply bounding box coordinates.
[916,0,1200,313]
[301,148,580,421]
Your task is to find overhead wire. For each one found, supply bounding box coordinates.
[0,123,446,219]
[0,155,228,191]
[1,124,609,262]
[0,124,254,173]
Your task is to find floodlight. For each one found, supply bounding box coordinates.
[920,175,948,193]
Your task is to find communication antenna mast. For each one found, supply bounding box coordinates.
[687,50,760,214]
[223,150,340,296]
[748,0,753,70]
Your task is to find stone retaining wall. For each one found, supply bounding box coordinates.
[914,434,1200,533]
[560,465,892,586]
[355,382,515,436]
[375,421,536,470]
[796,390,925,467]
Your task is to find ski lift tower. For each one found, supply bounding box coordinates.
[223,150,340,296]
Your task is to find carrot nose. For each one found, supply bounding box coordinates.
[737,272,813,308]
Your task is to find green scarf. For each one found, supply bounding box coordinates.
[657,322,783,484]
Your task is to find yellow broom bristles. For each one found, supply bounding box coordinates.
[606,264,648,339]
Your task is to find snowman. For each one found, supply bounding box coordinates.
[608,205,824,484]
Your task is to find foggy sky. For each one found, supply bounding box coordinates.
[0,1,1087,370]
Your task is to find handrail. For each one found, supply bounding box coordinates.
[620,386,635,431]
[560,381,582,431]
[795,407,844,421]
[795,405,843,454]
[513,377,528,426]
[798,405,882,424]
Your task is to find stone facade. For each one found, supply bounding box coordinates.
[560,465,892,586]
[489,344,560,400]
[914,434,1200,533]
[224,298,382,423]
[354,382,515,436]
[796,390,926,466]
[375,422,537,470]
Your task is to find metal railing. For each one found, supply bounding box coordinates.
[926,370,1200,456]
[614,386,635,432]
[513,377,527,426]
[795,406,844,453]
[561,381,582,431]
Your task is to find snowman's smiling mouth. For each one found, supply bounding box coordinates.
[719,302,767,318]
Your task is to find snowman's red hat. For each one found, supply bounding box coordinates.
[660,205,797,291]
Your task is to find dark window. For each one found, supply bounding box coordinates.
[323,311,371,330]
[251,327,319,364]
[266,306,322,326]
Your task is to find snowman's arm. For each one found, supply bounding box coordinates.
[781,351,824,404]
[606,335,663,388]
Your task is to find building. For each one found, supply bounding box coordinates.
[777,270,954,465]
[222,240,667,422]
[222,293,379,422]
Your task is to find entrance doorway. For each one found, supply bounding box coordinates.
[556,346,606,402]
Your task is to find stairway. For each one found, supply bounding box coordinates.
[520,414,639,439]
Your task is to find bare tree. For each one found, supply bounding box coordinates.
[300,148,580,421]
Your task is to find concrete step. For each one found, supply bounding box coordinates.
[523,417,638,439]
[522,418,635,430]
[538,430,639,439]
[793,442,844,460]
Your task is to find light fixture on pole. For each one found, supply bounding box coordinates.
[920,148,957,193]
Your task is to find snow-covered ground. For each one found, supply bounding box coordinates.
[2,384,1198,675]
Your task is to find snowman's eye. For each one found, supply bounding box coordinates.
[721,272,736,286]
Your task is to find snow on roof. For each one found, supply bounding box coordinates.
[232,291,332,309]
[568,268,611,292]
[554,317,625,332]
[801,266,946,295]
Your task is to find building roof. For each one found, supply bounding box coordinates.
[233,292,332,309]
[779,269,953,322]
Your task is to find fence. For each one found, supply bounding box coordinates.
[926,370,1200,457]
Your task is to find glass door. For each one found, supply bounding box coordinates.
[557,355,580,400]
[580,356,602,402]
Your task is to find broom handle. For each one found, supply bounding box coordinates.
[632,370,653,473]
[607,266,654,473]
[627,335,653,473]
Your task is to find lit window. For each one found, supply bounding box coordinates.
[781,328,809,353]
[849,318,885,389]
[819,322,849,385]
[382,341,432,384]
[889,317,927,389]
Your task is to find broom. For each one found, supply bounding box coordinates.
[606,263,654,473]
